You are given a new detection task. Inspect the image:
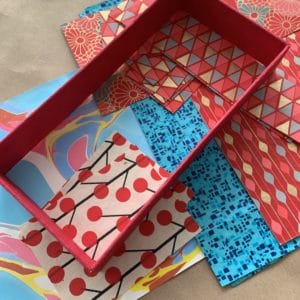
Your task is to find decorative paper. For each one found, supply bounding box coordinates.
[121,238,204,300]
[224,0,300,37]
[146,11,264,103]
[216,112,300,244]
[80,0,124,17]
[243,32,300,143]
[0,225,59,300]
[94,74,151,115]
[125,51,198,112]
[21,131,170,262]
[192,76,300,244]
[63,0,155,67]
[20,182,200,299]
[131,98,300,286]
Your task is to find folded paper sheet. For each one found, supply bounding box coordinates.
[131,98,300,286]
[21,177,200,299]
[80,0,124,17]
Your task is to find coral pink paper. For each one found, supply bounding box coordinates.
[20,181,199,299]
[21,132,173,261]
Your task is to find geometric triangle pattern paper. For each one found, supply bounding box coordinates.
[125,52,199,112]
[223,0,300,38]
[131,97,300,287]
[94,74,151,115]
[244,31,300,143]
[20,132,173,263]
[147,11,264,103]
[63,0,155,67]
[20,180,200,299]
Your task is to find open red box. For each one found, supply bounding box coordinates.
[0,0,288,273]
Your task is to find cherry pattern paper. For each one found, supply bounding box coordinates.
[20,181,199,299]
[20,132,177,263]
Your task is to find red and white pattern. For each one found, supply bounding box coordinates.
[20,174,199,299]
[94,74,151,115]
[21,132,176,262]
[62,0,155,68]
[146,11,264,103]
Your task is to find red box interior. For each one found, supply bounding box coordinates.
[0,0,288,273]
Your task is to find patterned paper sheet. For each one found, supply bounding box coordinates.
[144,11,264,103]
[21,181,200,299]
[0,224,59,300]
[224,0,300,37]
[131,97,300,286]
[80,0,124,17]
[192,77,300,243]
[21,132,172,262]
[243,32,300,143]
[62,0,155,68]
[94,74,151,115]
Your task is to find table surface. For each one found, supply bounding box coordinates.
[0,1,300,299]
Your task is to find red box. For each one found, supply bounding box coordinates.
[0,0,288,273]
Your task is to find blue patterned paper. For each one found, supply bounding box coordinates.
[79,0,124,17]
[131,98,300,286]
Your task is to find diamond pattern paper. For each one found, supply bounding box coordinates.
[21,132,173,262]
[21,180,200,299]
[148,11,264,103]
[192,81,300,244]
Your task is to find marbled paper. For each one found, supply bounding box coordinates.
[20,182,200,299]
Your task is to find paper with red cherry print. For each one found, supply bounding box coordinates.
[21,131,176,262]
[192,85,300,244]
[20,183,200,299]
[223,0,300,38]
[146,11,264,104]
[62,0,155,68]
[94,73,151,115]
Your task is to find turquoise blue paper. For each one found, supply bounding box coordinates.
[131,98,300,286]
[79,0,124,17]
